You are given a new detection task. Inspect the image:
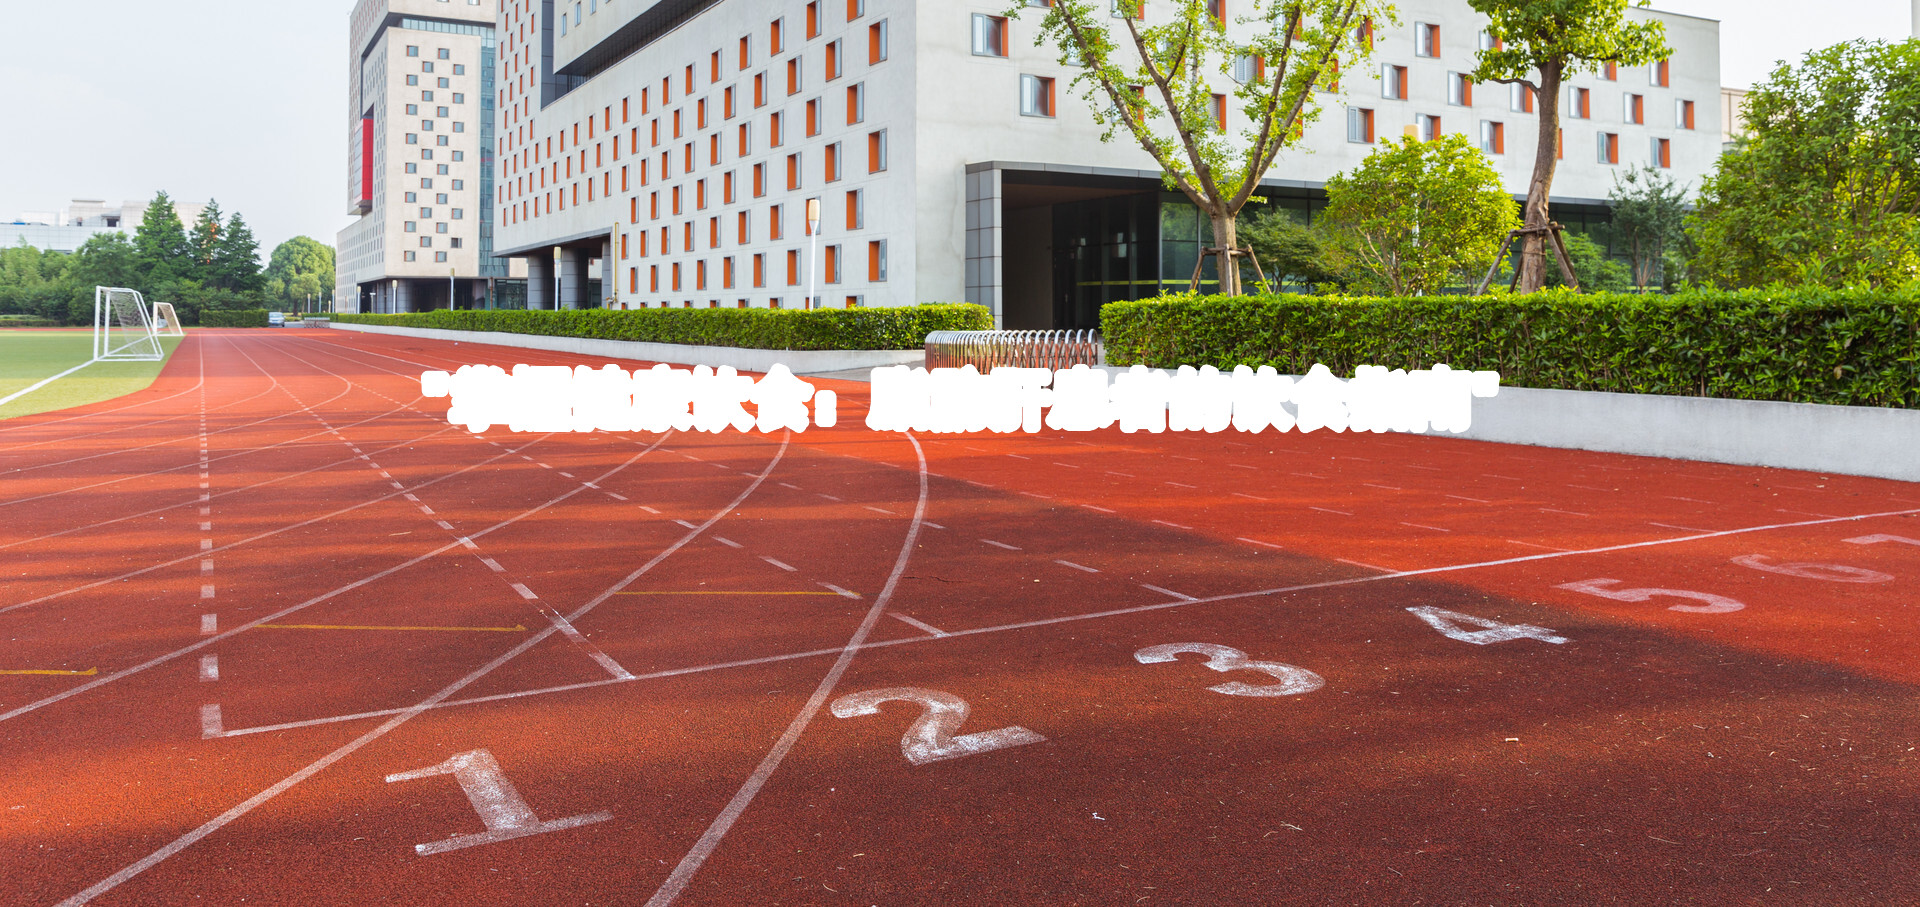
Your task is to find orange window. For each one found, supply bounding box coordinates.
[845,189,860,229]
[787,58,800,95]
[1356,18,1373,50]
[754,163,765,196]
[771,112,783,146]
[738,123,750,156]
[651,119,660,146]
[786,153,799,190]
[711,51,721,83]
[847,0,862,20]
[824,244,839,283]
[737,210,749,243]
[806,98,819,135]
[752,253,765,287]
[754,73,766,107]
[621,166,629,192]
[1655,136,1672,168]
[710,217,720,247]
[723,256,735,288]
[629,267,637,293]
[684,64,694,93]
[806,1,819,38]
[683,221,693,250]
[826,40,839,80]
[1678,99,1695,130]
[698,99,708,129]
[867,239,885,281]
[867,129,886,172]
[786,250,799,285]
[825,143,839,181]
[847,83,863,124]
[771,18,783,55]
[671,262,681,291]
[868,21,887,64]
[724,170,735,203]
[673,109,683,138]
[622,97,630,122]
[724,86,735,118]
[1655,59,1671,87]
[697,179,707,209]
[696,260,706,290]
[1211,93,1226,131]
[770,204,783,239]
[710,134,720,165]
[630,196,638,223]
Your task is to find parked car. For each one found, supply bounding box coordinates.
[268,311,286,327]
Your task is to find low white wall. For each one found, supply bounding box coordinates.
[327,322,924,375]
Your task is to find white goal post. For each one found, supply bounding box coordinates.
[94,286,164,362]
[152,302,184,337]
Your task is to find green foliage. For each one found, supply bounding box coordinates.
[133,192,189,285]
[1235,208,1343,290]
[1687,39,1920,289]
[330,304,993,351]
[1101,288,1920,407]
[1319,134,1520,295]
[187,200,223,285]
[213,214,264,293]
[1542,232,1632,292]
[265,236,336,308]
[1607,164,1689,288]
[1009,0,1390,293]
[199,309,271,328]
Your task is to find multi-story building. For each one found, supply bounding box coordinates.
[4,198,207,253]
[337,0,524,314]
[492,1,1720,328]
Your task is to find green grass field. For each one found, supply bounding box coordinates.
[0,330,185,420]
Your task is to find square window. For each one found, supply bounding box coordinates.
[438,163,450,174]
[1416,22,1439,58]
[1448,73,1472,106]
[407,75,418,86]
[437,193,449,204]
[406,45,419,57]
[972,14,1007,57]
[405,192,418,203]
[438,77,449,88]
[421,207,433,217]
[406,133,418,145]
[1346,107,1374,143]
[404,250,416,261]
[420,236,433,247]
[452,179,464,190]
[406,104,418,115]
[437,106,449,117]
[453,64,465,75]
[437,222,447,234]
[453,93,464,104]
[451,150,463,161]
[405,163,418,174]
[404,221,417,232]
[1381,64,1407,100]
[1419,114,1441,142]
[451,237,463,248]
[437,135,449,146]
[423,90,434,101]
[423,62,435,73]
[1020,75,1055,117]
[435,251,448,262]
[1480,119,1504,154]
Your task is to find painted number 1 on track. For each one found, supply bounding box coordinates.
[386,749,612,855]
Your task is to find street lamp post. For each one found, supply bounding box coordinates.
[805,197,821,310]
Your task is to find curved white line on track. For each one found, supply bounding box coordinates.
[644,432,927,907]
[0,333,208,443]
[54,432,788,906]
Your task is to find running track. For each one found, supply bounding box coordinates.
[0,329,1915,906]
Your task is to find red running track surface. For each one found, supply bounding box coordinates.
[1,329,1915,906]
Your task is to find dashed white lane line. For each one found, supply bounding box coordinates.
[559,471,575,478]
[1238,537,1284,550]
[1229,464,1257,470]
[1483,474,1522,481]
[1309,506,1353,516]
[1139,583,1195,601]
[778,482,801,490]
[199,704,222,739]
[1401,522,1451,532]
[1445,494,1491,503]
[200,560,213,574]
[457,537,478,550]
[1165,481,1196,489]
[980,539,1021,551]
[1006,453,1030,460]
[1152,519,1193,530]
[922,521,946,530]
[863,505,893,515]
[1290,472,1326,479]
[1649,521,1719,534]
[1231,492,1267,501]
[199,655,218,682]
[817,582,860,599]
[817,493,843,502]
[1055,559,1099,573]
[1362,483,1401,491]
[1106,471,1134,478]
[1081,504,1115,514]
[1405,464,1442,471]
[1540,507,1590,517]
[760,556,797,572]
[198,521,211,531]
[1171,455,1199,462]
[1568,484,1615,493]
[607,492,629,501]
[200,614,217,634]
[434,520,455,531]
[199,539,213,552]
[637,504,658,513]
[891,613,949,637]
[418,504,435,515]
[479,557,506,572]
[1777,508,1843,519]
[199,584,215,600]
[510,583,539,601]
[1053,462,1080,469]
[1665,495,1716,504]
[713,536,744,549]
[675,519,700,529]
[1020,491,1052,500]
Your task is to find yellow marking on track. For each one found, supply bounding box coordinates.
[0,667,98,676]
[617,591,843,595]
[256,623,528,633]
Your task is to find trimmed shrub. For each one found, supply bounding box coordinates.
[200,309,271,328]
[1101,288,1920,408]
[330,303,992,351]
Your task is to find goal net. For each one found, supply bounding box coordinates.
[152,302,184,337]
[94,286,164,361]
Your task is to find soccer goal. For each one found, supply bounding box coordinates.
[94,286,164,361]
[152,302,184,337]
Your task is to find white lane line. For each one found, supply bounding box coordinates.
[1334,557,1396,573]
[1166,481,1197,489]
[980,539,1022,551]
[199,539,213,552]
[1363,483,1401,491]
[638,504,658,513]
[537,462,553,469]
[818,582,861,599]
[1020,491,1052,500]
[403,493,419,502]
[1665,495,1716,504]
[220,505,1920,740]
[434,520,455,531]
[1290,472,1326,479]
[922,521,946,529]
[199,704,223,739]
[198,521,211,531]
[199,585,215,600]
[583,482,599,489]
[200,614,217,635]
[1405,464,1442,471]
[0,358,99,409]
[1309,506,1352,516]
[761,556,797,572]
[818,493,843,502]
[480,557,505,572]
[608,492,629,501]
[642,433,925,907]
[200,560,213,574]
[457,537,478,550]
[1568,484,1615,492]
[1053,462,1080,469]
[199,655,218,682]
[419,505,435,515]
[891,613,949,637]
[1139,583,1195,601]
[1649,521,1719,534]
[1540,508,1590,517]
[1777,508,1843,519]
[1006,453,1029,460]
[1055,559,1099,573]
[1483,474,1522,481]
[559,472,575,478]
[1172,455,1199,461]
[1238,537,1284,550]
[1106,471,1134,478]
[1152,519,1193,530]
[1230,464,1257,470]
[1507,539,1571,552]
[778,482,801,490]
[1445,494,1491,503]
[511,583,539,601]
[713,536,744,549]
[674,519,699,529]
[863,505,893,514]
[1401,522,1450,532]
[1081,504,1115,513]
[1231,492,1267,501]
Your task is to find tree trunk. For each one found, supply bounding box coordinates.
[1210,211,1242,295]
[1520,62,1564,293]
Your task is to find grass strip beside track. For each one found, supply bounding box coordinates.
[0,330,183,419]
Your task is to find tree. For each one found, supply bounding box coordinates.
[265,236,336,306]
[1607,164,1688,289]
[213,213,264,293]
[1470,0,1668,292]
[1237,207,1343,291]
[1011,0,1388,295]
[187,200,224,286]
[133,192,190,285]
[1318,134,1519,296]
[1543,231,1631,292]
[1687,39,1920,289]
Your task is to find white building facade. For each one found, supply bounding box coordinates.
[493,0,1720,327]
[338,0,525,314]
[5,199,208,253]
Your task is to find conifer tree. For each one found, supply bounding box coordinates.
[188,200,224,285]
[214,213,264,293]
[133,192,189,286]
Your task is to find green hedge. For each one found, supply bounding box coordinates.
[330,303,992,351]
[200,309,271,328]
[1102,288,1920,408]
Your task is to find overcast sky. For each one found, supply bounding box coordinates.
[0,1,1911,256]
